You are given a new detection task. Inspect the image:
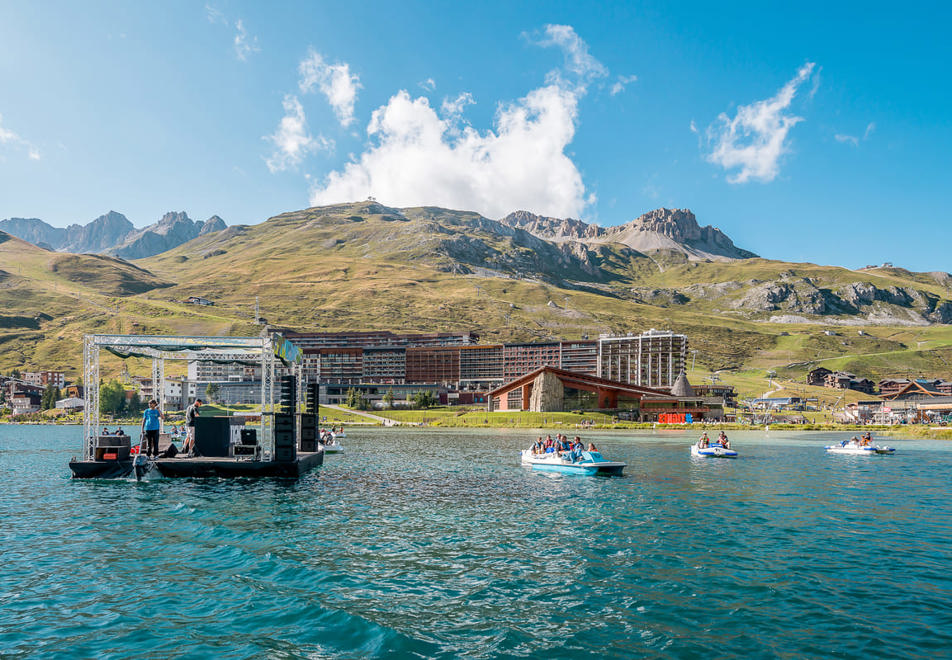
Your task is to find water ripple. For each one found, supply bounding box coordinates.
[2,426,951,657]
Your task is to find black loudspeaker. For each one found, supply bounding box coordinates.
[240,428,257,446]
[300,439,317,452]
[274,429,294,448]
[279,375,296,413]
[305,383,319,414]
[194,417,231,457]
[300,426,316,441]
[274,446,296,463]
[274,413,294,431]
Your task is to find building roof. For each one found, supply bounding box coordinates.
[670,371,695,397]
[488,365,676,400]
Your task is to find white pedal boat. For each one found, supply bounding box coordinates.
[691,444,738,458]
[826,442,895,455]
[321,436,345,454]
[521,449,626,476]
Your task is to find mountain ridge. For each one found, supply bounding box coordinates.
[0,210,226,258]
[1,201,951,385]
[500,207,757,261]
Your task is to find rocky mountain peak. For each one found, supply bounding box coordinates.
[621,208,703,241]
[602,208,758,261]
[499,210,603,241]
[200,215,227,235]
[63,211,135,252]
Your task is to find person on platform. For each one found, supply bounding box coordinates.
[140,399,163,458]
[182,398,203,457]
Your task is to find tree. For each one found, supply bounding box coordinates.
[128,392,143,415]
[99,380,125,416]
[382,388,395,409]
[412,390,435,409]
[205,382,221,403]
[41,384,56,410]
[11,368,20,380]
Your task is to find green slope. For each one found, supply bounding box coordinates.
[1,203,951,389]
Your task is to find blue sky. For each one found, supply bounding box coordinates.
[1,1,949,271]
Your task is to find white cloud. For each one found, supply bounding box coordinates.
[309,83,588,218]
[610,74,638,96]
[206,6,258,61]
[835,121,876,148]
[265,95,330,173]
[306,24,604,219]
[689,120,698,134]
[0,113,39,160]
[419,78,436,92]
[298,49,361,128]
[205,3,226,24]
[234,20,260,61]
[531,24,608,86]
[440,92,475,119]
[705,62,816,183]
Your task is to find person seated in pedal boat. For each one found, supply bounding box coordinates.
[569,437,584,462]
[587,442,598,452]
[531,437,544,454]
[544,435,555,452]
[717,431,730,449]
[697,432,710,448]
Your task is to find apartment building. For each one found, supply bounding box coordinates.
[597,330,687,389]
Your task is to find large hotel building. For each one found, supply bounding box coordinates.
[188,329,687,404]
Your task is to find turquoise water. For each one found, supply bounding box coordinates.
[2,425,951,658]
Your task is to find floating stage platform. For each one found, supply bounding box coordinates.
[69,451,324,480]
[71,332,325,481]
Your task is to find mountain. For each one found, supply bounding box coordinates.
[498,211,603,241]
[62,211,134,253]
[1,201,951,387]
[107,212,227,259]
[0,217,67,249]
[500,208,757,261]
[0,210,225,257]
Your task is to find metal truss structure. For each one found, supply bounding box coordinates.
[81,333,301,460]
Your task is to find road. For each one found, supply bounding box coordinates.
[320,403,404,426]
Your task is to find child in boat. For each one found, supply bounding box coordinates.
[570,439,583,462]
[587,442,597,452]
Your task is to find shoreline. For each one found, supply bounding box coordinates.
[2,418,950,439]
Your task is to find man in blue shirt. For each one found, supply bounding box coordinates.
[140,399,163,458]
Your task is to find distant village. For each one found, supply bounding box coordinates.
[3,327,951,427]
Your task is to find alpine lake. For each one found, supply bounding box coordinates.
[2,425,950,658]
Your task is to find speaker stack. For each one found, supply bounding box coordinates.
[274,375,297,462]
[298,382,320,452]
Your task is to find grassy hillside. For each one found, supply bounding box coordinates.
[1,203,951,394]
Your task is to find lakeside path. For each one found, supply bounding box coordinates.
[320,403,399,425]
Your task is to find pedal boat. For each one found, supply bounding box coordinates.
[321,436,345,454]
[521,449,626,476]
[691,443,738,458]
[826,442,895,455]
